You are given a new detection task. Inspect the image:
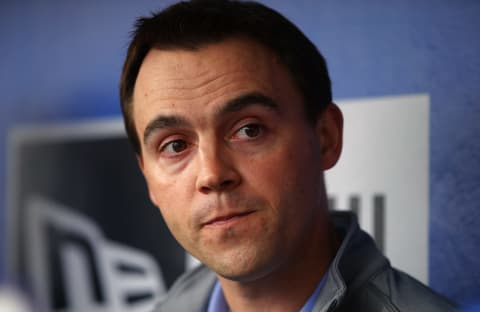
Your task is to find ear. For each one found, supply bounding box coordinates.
[315,103,343,170]
[137,154,158,206]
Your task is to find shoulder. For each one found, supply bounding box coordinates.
[152,265,217,312]
[328,212,457,312]
[341,266,457,312]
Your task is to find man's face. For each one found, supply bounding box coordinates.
[133,38,340,282]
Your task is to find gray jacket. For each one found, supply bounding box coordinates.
[153,212,457,311]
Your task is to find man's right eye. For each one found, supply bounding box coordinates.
[160,139,188,155]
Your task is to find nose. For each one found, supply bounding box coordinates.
[195,144,241,194]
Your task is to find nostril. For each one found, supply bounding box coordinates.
[200,185,212,194]
[220,179,233,188]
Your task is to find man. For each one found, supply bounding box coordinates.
[119,1,457,311]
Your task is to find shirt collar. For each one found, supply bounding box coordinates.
[206,281,229,312]
[206,273,328,312]
[300,273,328,312]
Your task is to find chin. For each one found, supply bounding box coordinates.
[206,250,281,283]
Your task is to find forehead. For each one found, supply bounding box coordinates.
[141,38,281,86]
[134,37,295,100]
[132,37,301,135]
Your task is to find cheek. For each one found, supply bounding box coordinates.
[244,137,321,209]
[145,169,194,231]
[145,158,195,204]
[242,150,296,208]
[155,191,195,250]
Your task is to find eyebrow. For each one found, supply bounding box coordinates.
[217,92,280,116]
[143,115,190,145]
[142,92,280,145]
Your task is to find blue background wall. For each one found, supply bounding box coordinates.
[1,0,479,305]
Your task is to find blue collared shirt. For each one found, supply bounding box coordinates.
[206,273,328,312]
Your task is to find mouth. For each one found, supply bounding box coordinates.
[202,211,256,227]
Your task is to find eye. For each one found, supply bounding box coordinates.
[234,124,263,140]
[160,139,188,155]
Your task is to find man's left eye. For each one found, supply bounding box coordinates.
[235,124,263,139]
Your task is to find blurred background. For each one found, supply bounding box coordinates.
[1,0,479,310]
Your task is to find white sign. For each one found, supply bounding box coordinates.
[326,94,430,284]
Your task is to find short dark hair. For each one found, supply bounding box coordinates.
[120,0,332,154]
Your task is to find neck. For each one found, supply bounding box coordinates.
[218,217,340,312]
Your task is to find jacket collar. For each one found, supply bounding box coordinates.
[312,211,389,311]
